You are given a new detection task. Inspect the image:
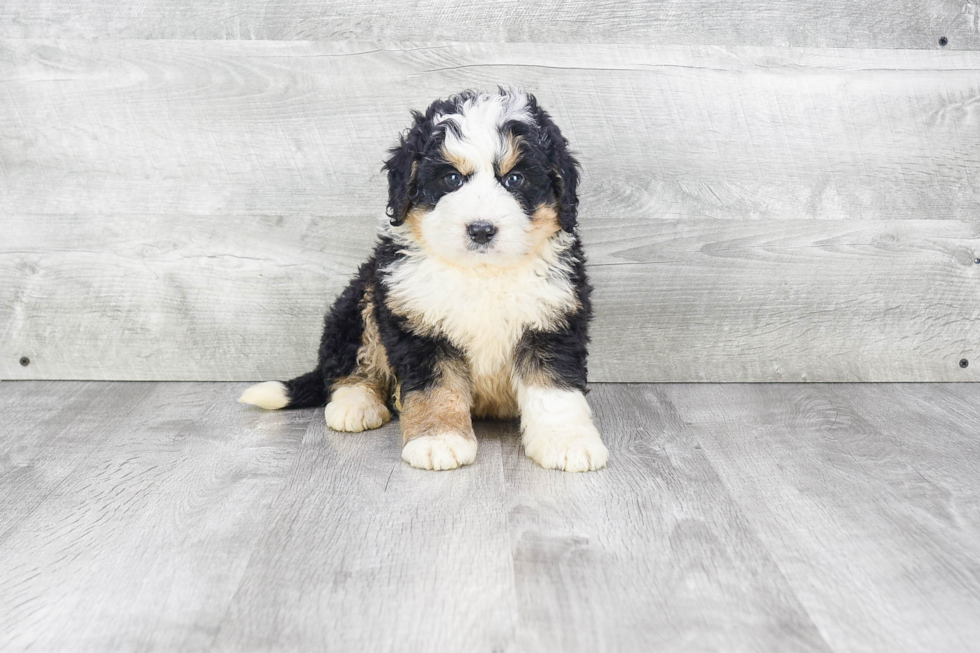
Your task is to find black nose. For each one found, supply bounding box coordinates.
[467,221,498,245]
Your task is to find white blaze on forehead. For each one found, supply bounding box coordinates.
[436,91,532,174]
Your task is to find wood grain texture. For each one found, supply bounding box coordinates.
[589,218,980,382]
[664,383,980,653]
[0,0,978,49]
[212,406,518,651]
[2,41,979,381]
[4,381,980,651]
[3,213,977,382]
[0,382,309,651]
[4,42,980,222]
[503,384,831,652]
[0,381,154,544]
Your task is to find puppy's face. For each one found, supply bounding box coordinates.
[384,90,579,268]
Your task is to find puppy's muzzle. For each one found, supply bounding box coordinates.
[466,221,498,245]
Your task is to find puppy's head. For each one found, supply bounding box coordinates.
[383,89,579,267]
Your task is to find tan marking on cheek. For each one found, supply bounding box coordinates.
[527,203,562,255]
[497,133,523,176]
[399,358,474,444]
[441,145,475,176]
[403,206,431,250]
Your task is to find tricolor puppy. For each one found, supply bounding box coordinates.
[239,89,608,472]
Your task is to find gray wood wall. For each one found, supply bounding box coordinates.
[1,3,979,382]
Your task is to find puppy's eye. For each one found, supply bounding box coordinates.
[443,172,464,190]
[503,172,525,189]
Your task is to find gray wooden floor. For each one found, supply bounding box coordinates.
[1,382,979,652]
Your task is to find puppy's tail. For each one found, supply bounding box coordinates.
[238,370,327,410]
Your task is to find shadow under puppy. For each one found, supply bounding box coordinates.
[240,88,608,472]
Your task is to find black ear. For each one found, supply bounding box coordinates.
[528,96,581,232]
[382,110,430,226]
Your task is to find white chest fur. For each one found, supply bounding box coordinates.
[383,241,578,417]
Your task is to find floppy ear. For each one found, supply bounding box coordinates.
[382,110,430,226]
[528,96,581,232]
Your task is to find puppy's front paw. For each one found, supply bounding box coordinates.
[324,386,391,433]
[523,425,608,472]
[402,432,477,471]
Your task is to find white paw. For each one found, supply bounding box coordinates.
[402,432,478,471]
[523,425,608,472]
[324,386,391,433]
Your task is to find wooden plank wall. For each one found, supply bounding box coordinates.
[1,4,979,382]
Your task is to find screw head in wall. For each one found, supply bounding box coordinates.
[960,359,969,368]
[939,36,949,46]
[19,356,30,367]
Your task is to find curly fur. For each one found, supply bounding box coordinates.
[240,88,608,472]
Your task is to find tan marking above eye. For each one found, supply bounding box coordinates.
[441,145,476,176]
[497,133,523,176]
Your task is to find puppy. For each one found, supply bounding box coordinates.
[240,88,608,472]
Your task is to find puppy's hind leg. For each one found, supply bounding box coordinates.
[239,259,378,412]
[323,281,395,433]
[324,381,392,433]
